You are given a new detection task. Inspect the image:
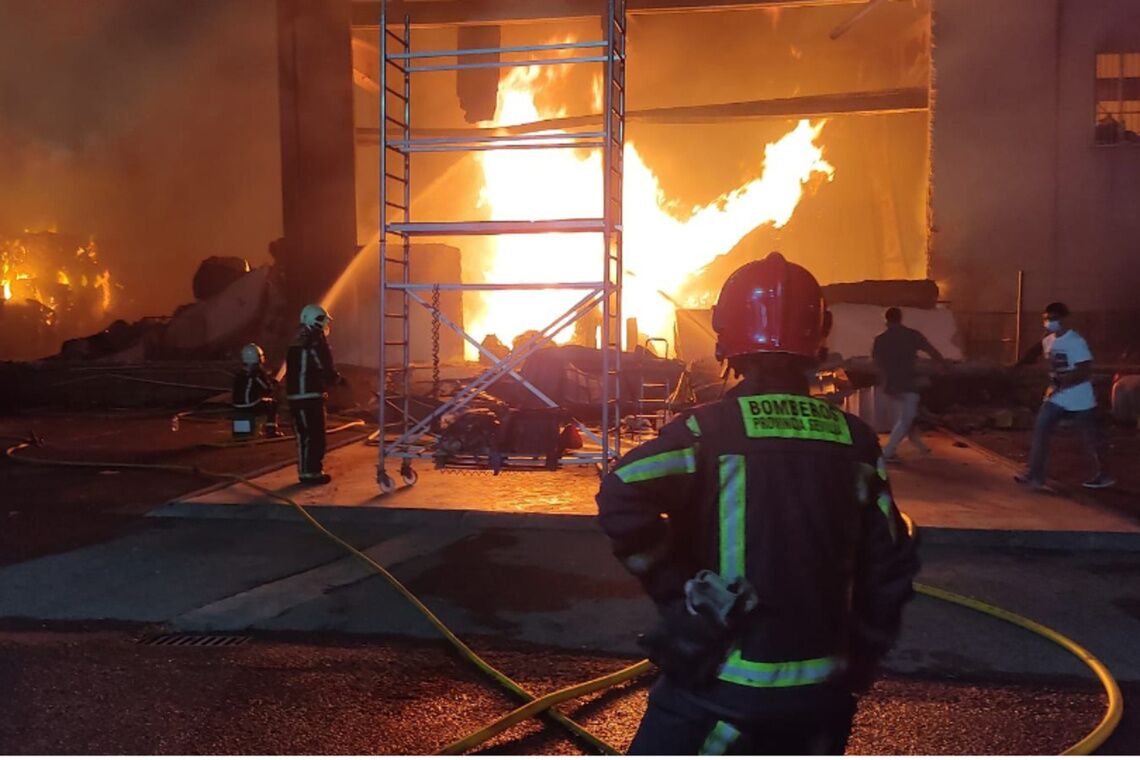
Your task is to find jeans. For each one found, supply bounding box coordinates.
[883,391,926,458]
[1026,401,1107,483]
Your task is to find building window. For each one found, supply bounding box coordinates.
[1095,52,1140,145]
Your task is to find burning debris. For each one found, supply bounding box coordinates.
[0,231,117,360]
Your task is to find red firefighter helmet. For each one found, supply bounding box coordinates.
[711,251,827,360]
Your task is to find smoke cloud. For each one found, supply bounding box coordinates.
[0,0,282,320]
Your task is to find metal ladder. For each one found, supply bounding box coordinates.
[632,337,670,438]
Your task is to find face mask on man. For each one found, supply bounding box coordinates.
[1044,319,1061,333]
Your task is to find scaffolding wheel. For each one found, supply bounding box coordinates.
[400,464,418,486]
[378,471,396,495]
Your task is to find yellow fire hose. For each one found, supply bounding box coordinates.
[4,437,615,755]
[4,439,1123,755]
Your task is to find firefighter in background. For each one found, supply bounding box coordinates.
[231,342,280,436]
[286,304,343,485]
[597,252,919,755]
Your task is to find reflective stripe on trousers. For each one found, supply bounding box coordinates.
[699,720,740,755]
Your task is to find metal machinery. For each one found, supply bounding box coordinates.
[376,0,628,492]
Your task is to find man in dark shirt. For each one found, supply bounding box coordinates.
[872,307,946,461]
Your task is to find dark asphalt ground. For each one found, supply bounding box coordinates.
[1,410,1136,754]
[0,631,1110,755]
[0,409,365,566]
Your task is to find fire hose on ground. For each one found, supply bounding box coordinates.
[3,437,1123,755]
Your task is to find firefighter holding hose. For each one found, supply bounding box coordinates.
[286,304,343,485]
[231,342,280,437]
[597,252,919,754]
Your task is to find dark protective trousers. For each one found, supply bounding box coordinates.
[290,398,327,479]
[627,679,856,756]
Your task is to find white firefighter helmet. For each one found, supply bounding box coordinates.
[240,343,265,367]
[300,303,332,333]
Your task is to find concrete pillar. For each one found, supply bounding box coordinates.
[276,0,357,312]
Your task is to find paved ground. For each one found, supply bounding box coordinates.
[180,429,1140,542]
[0,632,1111,755]
[0,410,365,565]
[3,410,1139,754]
[966,423,1140,521]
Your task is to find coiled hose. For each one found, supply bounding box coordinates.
[4,438,1122,755]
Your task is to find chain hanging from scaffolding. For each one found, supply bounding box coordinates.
[431,284,441,399]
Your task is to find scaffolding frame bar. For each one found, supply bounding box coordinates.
[390,130,608,147]
[388,40,608,60]
[388,218,608,236]
[389,281,606,291]
[376,0,626,487]
[392,139,606,153]
[408,55,608,73]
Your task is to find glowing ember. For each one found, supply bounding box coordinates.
[0,233,116,319]
[466,59,834,359]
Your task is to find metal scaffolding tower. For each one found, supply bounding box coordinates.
[376,0,627,492]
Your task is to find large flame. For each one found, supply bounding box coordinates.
[466,61,834,359]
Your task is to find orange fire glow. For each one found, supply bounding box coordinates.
[0,234,115,319]
[466,62,834,358]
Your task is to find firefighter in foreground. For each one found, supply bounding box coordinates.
[597,252,919,754]
[231,343,280,437]
[285,304,343,485]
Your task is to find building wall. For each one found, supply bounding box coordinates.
[931,0,1140,357]
[1054,1,1140,314]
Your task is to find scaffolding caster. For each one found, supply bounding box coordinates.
[399,461,418,486]
[378,469,396,495]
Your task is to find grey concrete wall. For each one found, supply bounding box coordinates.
[931,0,1140,324]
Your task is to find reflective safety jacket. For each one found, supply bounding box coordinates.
[232,366,276,409]
[596,380,918,716]
[285,328,339,401]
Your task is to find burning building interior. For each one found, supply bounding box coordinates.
[3,0,1139,462]
[3,3,1140,755]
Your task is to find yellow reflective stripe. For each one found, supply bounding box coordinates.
[877,492,898,542]
[737,394,852,444]
[718,649,841,688]
[686,415,702,437]
[718,455,746,580]
[876,456,889,481]
[699,720,741,755]
[614,447,696,483]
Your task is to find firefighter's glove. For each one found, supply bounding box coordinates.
[638,599,734,689]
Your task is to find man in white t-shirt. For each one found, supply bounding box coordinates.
[1013,302,1114,490]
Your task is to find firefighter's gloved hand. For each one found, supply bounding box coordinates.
[638,599,733,689]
